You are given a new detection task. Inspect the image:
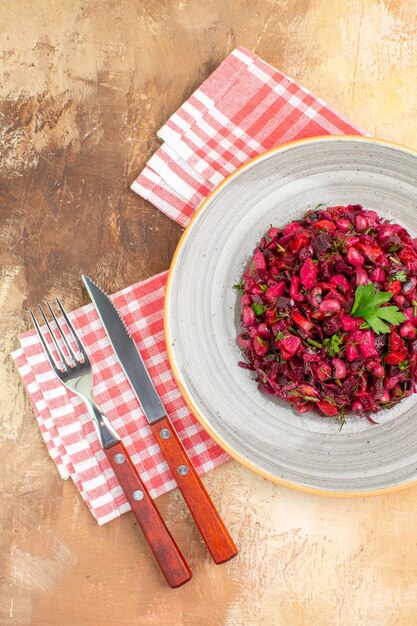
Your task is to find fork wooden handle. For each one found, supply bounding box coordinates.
[105,441,192,588]
[151,416,238,564]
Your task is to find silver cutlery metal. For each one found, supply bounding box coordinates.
[30,300,191,588]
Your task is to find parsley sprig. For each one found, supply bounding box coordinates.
[351,283,407,334]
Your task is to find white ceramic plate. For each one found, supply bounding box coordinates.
[165,136,417,495]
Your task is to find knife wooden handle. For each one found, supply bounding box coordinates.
[151,416,238,564]
[105,441,192,588]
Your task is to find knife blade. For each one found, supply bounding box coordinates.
[82,275,166,423]
[82,274,238,564]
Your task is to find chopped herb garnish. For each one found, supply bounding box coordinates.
[389,242,403,253]
[323,333,344,357]
[323,394,337,406]
[307,338,323,349]
[351,283,407,334]
[393,384,406,399]
[259,284,268,293]
[331,237,348,254]
[251,302,266,316]
[390,270,407,283]
[380,400,397,410]
[287,390,319,402]
[388,254,401,265]
[398,360,410,371]
[303,203,326,218]
[247,259,255,275]
[256,336,265,345]
[276,311,288,320]
[233,281,244,292]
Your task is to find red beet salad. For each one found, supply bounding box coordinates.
[236,204,417,426]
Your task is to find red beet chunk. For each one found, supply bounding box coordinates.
[290,310,313,332]
[317,402,339,416]
[300,257,319,289]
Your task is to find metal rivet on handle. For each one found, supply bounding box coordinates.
[178,465,188,476]
[160,428,171,439]
[133,490,144,501]
[114,453,125,464]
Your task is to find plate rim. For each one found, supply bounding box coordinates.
[164,134,417,498]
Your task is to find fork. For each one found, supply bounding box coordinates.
[30,299,192,588]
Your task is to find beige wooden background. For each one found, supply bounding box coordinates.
[1,1,417,624]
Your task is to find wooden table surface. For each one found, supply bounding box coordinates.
[2,1,417,624]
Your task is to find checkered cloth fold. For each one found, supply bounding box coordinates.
[13,46,364,524]
[131,47,364,227]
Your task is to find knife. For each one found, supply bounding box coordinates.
[82,275,238,564]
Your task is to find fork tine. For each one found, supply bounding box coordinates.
[38,304,68,368]
[55,297,88,363]
[46,301,79,364]
[30,309,65,375]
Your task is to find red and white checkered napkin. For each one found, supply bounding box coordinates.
[131,46,365,227]
[12,273,229,524]
[13,46,365,525]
